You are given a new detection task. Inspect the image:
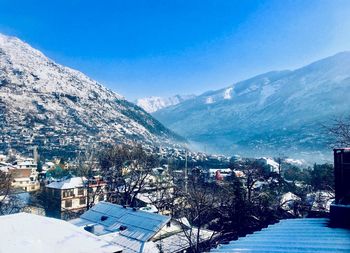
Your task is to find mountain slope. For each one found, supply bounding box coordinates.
[0,34,182,157]
[154,53,350,160]
[136,94,195,113]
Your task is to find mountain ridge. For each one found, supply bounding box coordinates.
[0,33,183,158]
[153,52,350,161]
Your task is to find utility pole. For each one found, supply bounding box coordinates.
[184,149,188,194]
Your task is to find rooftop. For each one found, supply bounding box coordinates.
[46,177,86,189]
[0,213,122,253]
[70,202,170,241]
[210,218,350,253]
[70,202,171,253]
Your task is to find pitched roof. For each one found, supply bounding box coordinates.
[70,202,171,241]
[46,177,86,189]
[155,227,214,253]
[210,218,350,253]
[0,213,122,253]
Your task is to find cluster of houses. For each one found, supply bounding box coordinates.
[0,150,215,252]
[0,151,216,252]
[0,201,214,253]
[0,147,342,253]
[0,153,40,192]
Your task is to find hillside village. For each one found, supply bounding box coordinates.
[0,144,339,252]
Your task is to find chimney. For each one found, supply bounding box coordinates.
[330,148,350,227]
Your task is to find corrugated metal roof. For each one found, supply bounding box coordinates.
[70,202,170,242]
[210,218,350,253]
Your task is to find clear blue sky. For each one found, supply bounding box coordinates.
[1,0,350,100]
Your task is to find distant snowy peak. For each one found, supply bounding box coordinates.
[136,94,195,113]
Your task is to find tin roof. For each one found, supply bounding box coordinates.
[70,202,170,242]
[210,218,350,253]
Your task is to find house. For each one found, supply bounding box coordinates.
[0,212,122,253]
[205,168,232,182]
[10,166,40,192]
[45,176,107,219]
[70,202,214,253]
[3,158,41,192]
[42,161,56,171]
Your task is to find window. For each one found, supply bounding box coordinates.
[77,188,84,196]
[79,197,86,205]
[63,189,74,198]
[65,199,72,208]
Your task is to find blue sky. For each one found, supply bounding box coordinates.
[1,0,350,100]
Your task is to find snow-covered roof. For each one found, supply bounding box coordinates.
[101,233,159,253]
[260,157,279,172]
[0,213,122,253]
[46,177,86,189]
[17,161,37,167]
[70,202,172,253]
[70,202,170,242]
[139,205,158,213]
[155,228,213,253]
[210,218,350,252]
[307,191,334,212]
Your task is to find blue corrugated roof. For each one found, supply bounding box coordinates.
[70,202,170,242]
[210,218,350,253]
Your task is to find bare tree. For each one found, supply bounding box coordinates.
[174,180,218,253]
[142,171,176,214]
[237,159,271,203]
[99,144,159,207]
[0,170,12,215]
[73,150,105,210]
[326,116,350,147]
[0,171,21,215]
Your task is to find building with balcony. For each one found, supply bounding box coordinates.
[45,176,107,219]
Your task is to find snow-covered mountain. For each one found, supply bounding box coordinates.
[154,52,350,161]
[0,33,182,157]
[136,94,195,113]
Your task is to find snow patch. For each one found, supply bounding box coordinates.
[205,97,214,104]
[223,87,233,99]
